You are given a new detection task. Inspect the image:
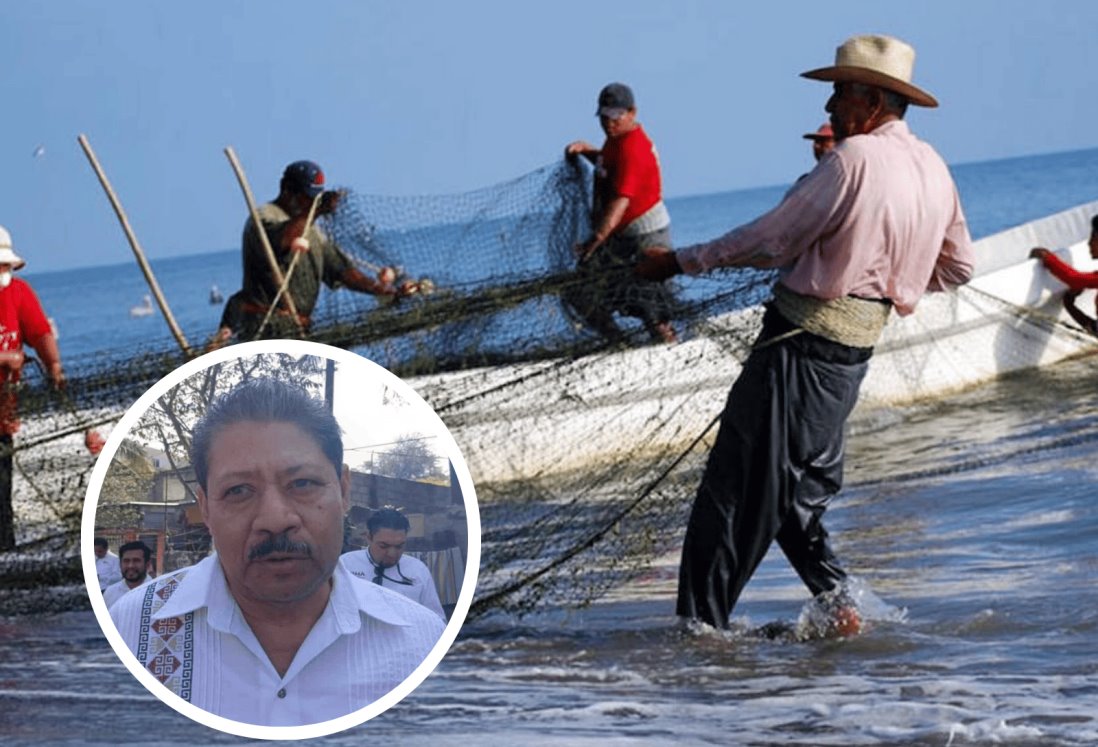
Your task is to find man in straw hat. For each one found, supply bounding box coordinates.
[636,34,975,633]
[0,225,65,551]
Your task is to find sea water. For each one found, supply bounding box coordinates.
[22,147,1098,363]
[3,148,1098,745]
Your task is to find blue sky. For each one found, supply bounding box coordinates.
[3,1,1096,273]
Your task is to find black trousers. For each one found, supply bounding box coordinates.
[0,435,14,551]
[676,307,871,628]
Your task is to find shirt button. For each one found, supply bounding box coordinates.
[277,688,286,699]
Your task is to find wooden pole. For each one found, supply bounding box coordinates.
[222,146,306,337]
[77,134,192,356]
[256,192,320,339]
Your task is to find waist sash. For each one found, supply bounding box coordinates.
[771,283,891,348]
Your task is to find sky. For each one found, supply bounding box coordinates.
[2,0,1096,274]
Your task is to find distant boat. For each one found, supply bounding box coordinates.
[129,295,154,318]
[209,284,224,305]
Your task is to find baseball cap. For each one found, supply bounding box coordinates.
[281,160,326,198]
[596,82,635,118]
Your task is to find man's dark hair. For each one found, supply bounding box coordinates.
[1091,214,1098,233]
[367,506,410,535]
[119,540,151,563]
[191,378,344,490]
[94,537,108,549]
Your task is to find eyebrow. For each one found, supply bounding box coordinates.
[211,462,331,484]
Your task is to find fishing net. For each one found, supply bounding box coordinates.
[7,158,1091,621]
[3,158,779,617]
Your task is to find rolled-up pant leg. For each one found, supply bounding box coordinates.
[676,321,869,628]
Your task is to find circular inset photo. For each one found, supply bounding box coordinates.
[80,340,479,739]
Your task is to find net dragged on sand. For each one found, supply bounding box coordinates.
[0,159,815,619]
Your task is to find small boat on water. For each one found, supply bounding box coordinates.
[209,284,223,305]
[129,294,154,318]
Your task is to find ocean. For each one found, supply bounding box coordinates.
[3,147,1098,746]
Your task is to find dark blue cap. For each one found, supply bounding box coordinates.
[281,160,326,198]
[596,82,635,117]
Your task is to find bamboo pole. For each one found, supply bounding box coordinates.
[255,192,320,339]
[222,146,306,337]
[77,134,192,356]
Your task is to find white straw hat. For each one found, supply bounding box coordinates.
[801,34,938,108]
[0,225,27,271]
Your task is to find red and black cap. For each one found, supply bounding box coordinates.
[281,160,326,198]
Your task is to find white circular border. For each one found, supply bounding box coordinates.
[80,340,481,740]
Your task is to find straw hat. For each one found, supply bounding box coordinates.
[0,225,27,271]
[801,34,938,108]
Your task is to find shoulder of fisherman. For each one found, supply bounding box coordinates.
[0,279,52,432]
[241,201,351,307]
[676,119,974,316]
[0,278,51,352]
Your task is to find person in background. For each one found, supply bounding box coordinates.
[563,83,678,344]
[102,540,154,608]
[804,122,837,162]
[341,506,446,620]
[1029,215,1098,336]
[213,161,406,346]
[636,34,975,634]
[94,537,122,591]
[0,226,65,552]
[109,378,443,726]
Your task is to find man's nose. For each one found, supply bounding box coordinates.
[251,486,303,535]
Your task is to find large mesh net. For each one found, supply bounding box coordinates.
[3,158,1092,620]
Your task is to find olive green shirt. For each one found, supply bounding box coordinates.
[241,202,353,318]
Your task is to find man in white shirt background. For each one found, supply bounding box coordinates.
[94,537,121,592]
[109,378,444,728]
[103,540,154,608]
[341,506,446,620]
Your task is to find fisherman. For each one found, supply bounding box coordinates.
[102,540,154,608]
[341,506,446,620]
[803,122,836,162]
[1029,215,1098,336]
[0,225,65,552]
[212,160,406,346]
[636,34,976,632]
[109,378,443,726]
[563,83,678,344]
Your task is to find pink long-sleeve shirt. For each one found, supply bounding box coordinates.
[677,120,975,316]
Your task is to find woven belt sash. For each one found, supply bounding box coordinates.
[771,283,891,348]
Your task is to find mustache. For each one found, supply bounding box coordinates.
[248,533,312,561]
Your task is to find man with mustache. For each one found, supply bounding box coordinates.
[109,378,445,727]
[102,540,154,608]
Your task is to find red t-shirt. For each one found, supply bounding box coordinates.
[596,124,663,228]
[0,279,52,434]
